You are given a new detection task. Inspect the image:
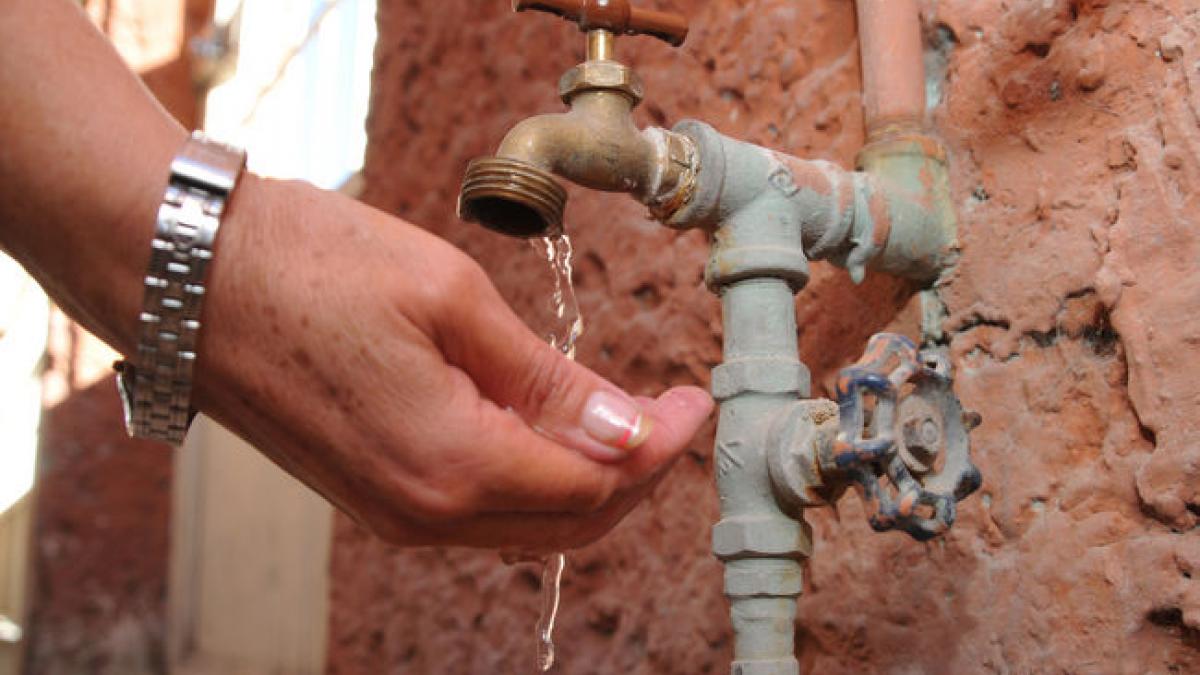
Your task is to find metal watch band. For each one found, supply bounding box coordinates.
[118,131,246,446]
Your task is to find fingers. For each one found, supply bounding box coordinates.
[618,386,714,475]
[411,427,698,553]
[457,401,624,514]
[405,462,675,552]
[404,510,619,552]
[441,385,712,516]
[437,276,673,462]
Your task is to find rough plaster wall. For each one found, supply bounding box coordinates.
[329,1,1200,672]
[23,2,209,672]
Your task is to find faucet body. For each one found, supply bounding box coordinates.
[497,92,651,195]
[457,3,981,673]
[459,40,695,237]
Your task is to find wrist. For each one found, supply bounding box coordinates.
[188,171,283,415]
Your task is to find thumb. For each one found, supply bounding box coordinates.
[439,279,711,462]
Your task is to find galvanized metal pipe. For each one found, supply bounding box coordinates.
[667,120,951,284]
[683,122,821,675]
[713,278,809,675]
[667,113,957,674]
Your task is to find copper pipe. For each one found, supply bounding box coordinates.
[855,0,926,139]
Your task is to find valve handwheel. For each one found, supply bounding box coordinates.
[513,0,690,47]
[834,333,983,541]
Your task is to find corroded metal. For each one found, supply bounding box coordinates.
[854,0,926,141]
[830,333,983,541]
[766,399,842,512]
[856,133,958,284]
[711,275,808,675]
[456,3,694,237]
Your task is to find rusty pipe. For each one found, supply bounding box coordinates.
[662,121,951,285]
[855,0,926,140]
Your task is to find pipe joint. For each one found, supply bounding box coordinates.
[712,515,814,562]
[854,133,958,284]
[712,359,810,401]
[665,121,957,287]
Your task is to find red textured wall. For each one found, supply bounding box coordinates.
[329,1,1200,672]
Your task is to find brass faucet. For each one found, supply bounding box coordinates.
[458,0,695,237]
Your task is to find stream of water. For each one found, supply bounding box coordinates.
[532,234,583,672]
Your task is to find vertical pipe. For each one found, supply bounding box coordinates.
[587,29,615,61]
[715,278,808,675]
[718,279,801,518]
[853,0,957,282]
[855,0,926,139]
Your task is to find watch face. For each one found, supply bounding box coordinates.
[114,361,137,436]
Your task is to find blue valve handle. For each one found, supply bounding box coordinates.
[834,333,982,542]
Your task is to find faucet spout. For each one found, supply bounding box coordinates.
[458,60,695,238]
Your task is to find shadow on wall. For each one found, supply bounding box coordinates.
[23,349,171,675]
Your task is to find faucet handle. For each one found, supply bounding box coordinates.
[513,0,689,47]
[832,334,983,542]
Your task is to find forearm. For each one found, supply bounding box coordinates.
[0,0,188,354]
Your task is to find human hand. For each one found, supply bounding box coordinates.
[192,176,714,551]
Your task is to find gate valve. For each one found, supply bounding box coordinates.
[513,0,690,47]
[832,333,983,541]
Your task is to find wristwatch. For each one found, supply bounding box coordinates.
[115,131,247,446]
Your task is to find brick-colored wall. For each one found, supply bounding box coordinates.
[328,1,1200,673]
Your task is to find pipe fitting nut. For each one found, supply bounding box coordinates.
[712,358,810,401]
[712,515,813,561]
[559,61,644,104]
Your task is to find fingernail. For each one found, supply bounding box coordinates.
[582,390,653,451]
